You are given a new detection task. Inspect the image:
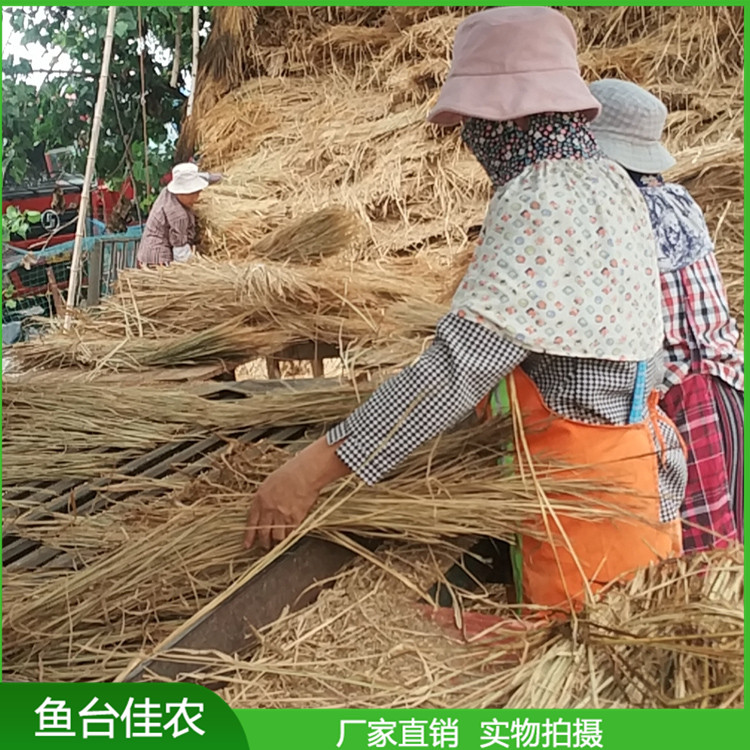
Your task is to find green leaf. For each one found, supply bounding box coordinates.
[3,5,179,189]
[25,210,42,224]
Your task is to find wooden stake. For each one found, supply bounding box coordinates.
[45,266,65,317]
[64,6,117,330]
[187,6,199,117]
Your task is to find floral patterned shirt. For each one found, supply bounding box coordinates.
[454,114,662,361]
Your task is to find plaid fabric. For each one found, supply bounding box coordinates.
[328,313,686,522]
[660,252,744,393]
[328,314,527,483]
[660,373,738,552]
[520,351,661,425]
[712,378,744,543]
[136,189,196,266]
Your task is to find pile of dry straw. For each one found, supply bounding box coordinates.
[1,379,375,484]
[3,6,743,706]
[4,422,743,707]
[206,543,744,709]
[188,6,743,318]
[13,6,743,372]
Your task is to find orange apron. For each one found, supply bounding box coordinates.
[479,367,683,612]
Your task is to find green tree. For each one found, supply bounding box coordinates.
[2,6,208,208]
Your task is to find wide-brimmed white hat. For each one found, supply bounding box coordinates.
[167,162,222,195]
[589,79,675,173]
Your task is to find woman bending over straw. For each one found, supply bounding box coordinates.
[590,79,744,552]
[245,7,687,612]
[136,162,220,267]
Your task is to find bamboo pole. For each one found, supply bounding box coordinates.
[169,10,183,89]
[187,6,199,117]
[64,6,117,330]
[137,7,150,197]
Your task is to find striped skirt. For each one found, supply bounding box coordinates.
[660,374,743,552]
[712,378,744,542]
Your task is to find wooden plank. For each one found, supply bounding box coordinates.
[265,357,281,379]
[86,243,103,307]
[3,478,91,520]
[192,376,338,399]
[272,341,339,361]
[125,537,366,682]
[45,266,66,316]
[2,479,79,507]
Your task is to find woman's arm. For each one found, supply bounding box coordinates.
[244,314,527,549]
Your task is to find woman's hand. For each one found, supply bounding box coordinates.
[244,436,351,550]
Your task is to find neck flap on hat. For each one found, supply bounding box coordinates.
[461,112,600,189]
[626,171,714,273]
[450,140,662,361]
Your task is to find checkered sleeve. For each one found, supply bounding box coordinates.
[326,313,527,484]
[659,269,691,391]
[684,253,744,390]
[660,253,744,393]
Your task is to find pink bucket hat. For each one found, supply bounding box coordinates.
[427,7,601,126]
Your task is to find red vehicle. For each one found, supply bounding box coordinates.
[2,146,135,251]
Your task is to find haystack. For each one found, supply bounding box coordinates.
[11,6,742,377]
[2,6,743,710]
[187,5,743,323]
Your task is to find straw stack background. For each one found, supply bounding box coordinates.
[188,5,743,323]
[11,4,743,373]
[2,6,744,706]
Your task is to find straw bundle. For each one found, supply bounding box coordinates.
[11,317,281,372]
[244,207,364,263]
[503,547,744,709]
[4,415,637,684]
[12,255,443,371]
[1,378,375,485]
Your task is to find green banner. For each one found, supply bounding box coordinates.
[2,687,745,750]
[233,709,746,749]
[0,683,248,749]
